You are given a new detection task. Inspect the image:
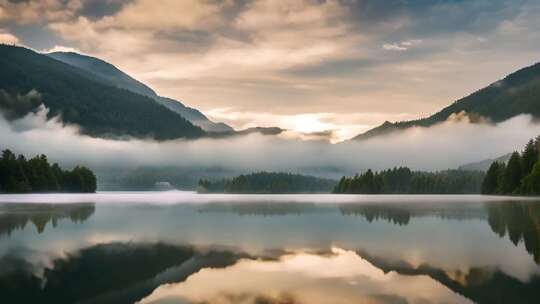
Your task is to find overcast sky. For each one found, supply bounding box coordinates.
[1,0,540,141]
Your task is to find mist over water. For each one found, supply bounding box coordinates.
[1,107,540,176]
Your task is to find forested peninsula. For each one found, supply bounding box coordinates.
[0,149,96,193]
[198,172,336,194]
[333,168,484,194]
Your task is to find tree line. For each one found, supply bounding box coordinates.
[482,136,540,195]
[333,167,485,194]
[198,172,336,194]
[0,149,96,193]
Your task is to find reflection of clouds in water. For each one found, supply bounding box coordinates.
[138,248,472,304]
[1,196,539,284]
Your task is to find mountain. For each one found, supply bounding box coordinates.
[0,44,204,140]
[353,62,540,140]
[47,51,233,133]
[208,126,284,138]
[458,153,512,171]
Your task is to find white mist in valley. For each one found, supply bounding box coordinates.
[1,106,540,177]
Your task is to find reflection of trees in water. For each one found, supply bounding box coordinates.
[0,242,247,304]
[198,202,316,216]
[340,204,411,225]
[0,203,95,237]
[487,202,540,264]
[339,203,485,226]
[357,249,540,304]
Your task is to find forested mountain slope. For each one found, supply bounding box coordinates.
[354,62,540,140]
[0,44,204,140]
[47,51,233,133]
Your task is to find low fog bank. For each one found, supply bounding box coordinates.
[1,106,540,188]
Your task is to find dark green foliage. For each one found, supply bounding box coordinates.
[522,139,539,176]
[482,135,540,195]
[0,149,96,193]
[482,162,505,194]
[333,167,485,194]
[0,89,42,120]
[501,152,523,194]
[198,172,337,194]
[0,242,197,304]
[487,202,540,264]
[520,162,540,195]
[0,44,204,140]
[354,61,540,141]
[47,52,234,133]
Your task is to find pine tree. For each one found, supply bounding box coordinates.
[482,162,501,194]
[501,152,522,194]
[522,139,538,177]
[520,161,540,195]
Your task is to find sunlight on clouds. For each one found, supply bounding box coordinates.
[2,0,540,137]
[98,0,229,31]
[383,40,422,51]
[42,45,83,54]
[0,0,81,24]
[207,108,411,143]
[0,30,18,44]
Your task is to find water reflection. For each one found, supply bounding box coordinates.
[0,203,95,237]
[357,249,540,304]
[339,202,487,224]
[0,242,248,304]
[1,195,540,303]
[139,248,472,304]
[197,202,316,216]
[487,202,540,264]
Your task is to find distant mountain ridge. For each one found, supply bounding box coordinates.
[47,51,233,133]
[0,44,205,140]
[353,61,540,140]
[458,153,512,172]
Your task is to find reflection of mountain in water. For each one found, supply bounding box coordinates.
[198,202,317,216]
[487,202,540,264]
[358,249,540,304]
[0,242,248,304]
[339,203,486,225]
[0,203,95,237]
[2,239,539,304]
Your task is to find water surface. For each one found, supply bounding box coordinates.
[1,192,539,304]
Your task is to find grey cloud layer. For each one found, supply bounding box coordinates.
[1,107,539,175]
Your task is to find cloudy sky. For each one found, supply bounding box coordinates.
[1,0,540,141]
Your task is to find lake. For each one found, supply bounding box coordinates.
[1,192,539,304]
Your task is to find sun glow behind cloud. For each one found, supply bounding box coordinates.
[207,108,413,143]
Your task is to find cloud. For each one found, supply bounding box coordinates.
[1,0,540,134]
[98,0,230,31]
[383,43,407,51]
[1,105,540,180]
[0,29,19,44]
[41,44,82,54]
[383,40,422,51]
[0,0,81,24]
[206,108,413,143]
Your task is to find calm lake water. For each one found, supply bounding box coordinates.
[1,192,539,304]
